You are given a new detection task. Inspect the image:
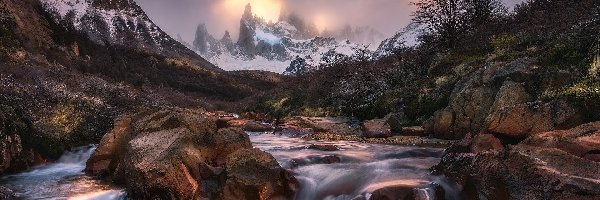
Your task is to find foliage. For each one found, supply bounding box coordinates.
[412,0,506,48]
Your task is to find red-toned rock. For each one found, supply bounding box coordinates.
[362,119,391,138]
[86,108,296,199]
[242,121,273,132]
[470,134,503,153]
[223,148,299,200]
[435,122,600,200]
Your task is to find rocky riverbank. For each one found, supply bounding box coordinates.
[433,122,600,199]
[85,107,298,199]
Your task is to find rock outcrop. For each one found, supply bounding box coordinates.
[429,58,582,139]
[86,108,297,199]
[485,100,580,138]
[434,122,600,200]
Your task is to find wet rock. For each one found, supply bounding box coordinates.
[385,112,411,132]
[307,144,339,151]
[522,121,600,162]
[400,126,426,136]
[86,108,296,199]
[369,185,415,200]
[486,100,581,138]
[295,117,361,135]
[86,115,133,176]
[378,149,444,159]
[240,112,267,121]
[225,119,249,128]
[313,155,341,164]
[369,184,444,200]
[274,119,315,137]
[435,122,600,200]
[0,186,15,199]
[223,148,299,200]
[362,118,391,138]
[242,121,273,132]
[432,109,455,139]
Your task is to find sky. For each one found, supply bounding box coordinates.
[135,0,526,45]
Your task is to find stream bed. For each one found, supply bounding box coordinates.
[0,134,455,200]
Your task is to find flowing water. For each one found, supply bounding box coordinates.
[249,133,454,200]
[0,134,456,200]
[0,145,125,200]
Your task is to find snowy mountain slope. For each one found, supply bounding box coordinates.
[374,22,423,58]
[40,0,200,59]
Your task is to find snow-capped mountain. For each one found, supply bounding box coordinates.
[191,3,373,74]
[374,22,423,58]
[40,0,204,59]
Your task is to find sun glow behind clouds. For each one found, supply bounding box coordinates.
[313,13,331,32]
[218,0,283,23]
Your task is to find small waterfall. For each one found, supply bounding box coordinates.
[415,187,435,200]
[56,145,97,164]
[0,145,125,200]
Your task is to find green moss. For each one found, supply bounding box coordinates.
[542,78,600,121]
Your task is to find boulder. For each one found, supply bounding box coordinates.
[223,148,298,200]
[369,185,415,200]
[273,118,315,137]
[307,144,339,151]
[522,121,600,162]
[430,59,540,139]
[485,100,581,138]
[242,121,273,132]
[385,112,411,132]
[399,126,426,136]
[369,184,444,200]
[296,117,361,135]
[432,109,455,139]
[435,122,600,200]
[470,134,503,153]
[488,80,532,114]
[86,108,296,199]
[362,118,391,138]
[225,119,249,128]
[430,58,589,140]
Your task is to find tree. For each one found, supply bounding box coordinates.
[412,0,505,48]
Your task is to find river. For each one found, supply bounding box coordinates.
[0,134,456,200]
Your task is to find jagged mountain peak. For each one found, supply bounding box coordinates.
[243,3,253,19]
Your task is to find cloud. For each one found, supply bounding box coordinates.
[135,0,525,44]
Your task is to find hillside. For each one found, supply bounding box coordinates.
[0,0,282,166]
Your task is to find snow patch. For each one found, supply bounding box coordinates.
[254,29,282,46]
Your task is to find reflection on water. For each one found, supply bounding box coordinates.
[249,133,452,200]
[0,133,458,200]
[0,145,125,200]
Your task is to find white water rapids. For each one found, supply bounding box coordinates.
[0,134,459,200]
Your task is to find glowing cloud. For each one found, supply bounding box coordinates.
[218,0,283,23]
[313,13,330,32]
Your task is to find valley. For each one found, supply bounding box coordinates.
[0,0,599,199]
